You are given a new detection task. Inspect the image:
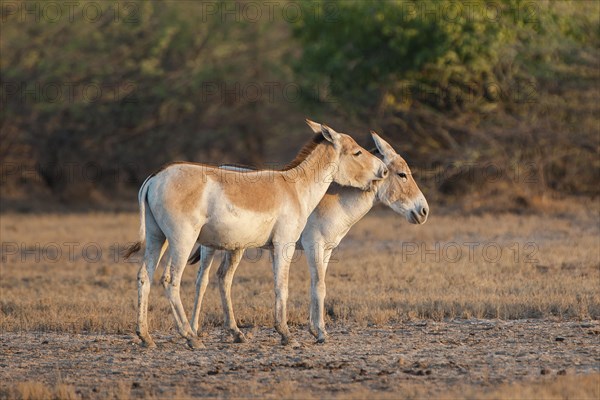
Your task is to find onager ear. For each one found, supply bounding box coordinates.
[320,124,341,144]
[305,118,322,133]
[371,131,397,161]
[305,119,341,145]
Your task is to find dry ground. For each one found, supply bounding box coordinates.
[1,204,599,398]
[1,321,599,399]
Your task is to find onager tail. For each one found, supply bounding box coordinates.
[188,250,201,265]
[123,241,142,259]
[123,175,154,260]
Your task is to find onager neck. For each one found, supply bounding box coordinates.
[331,183,379,225]
[283,142,339,217]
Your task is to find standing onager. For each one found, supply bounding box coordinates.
[189,132,428,343]
[124,120,388,349]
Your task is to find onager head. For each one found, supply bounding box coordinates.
[371,131,429,224]
[305,119,388,191]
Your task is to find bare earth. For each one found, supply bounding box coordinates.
[1,209,599,398]
[2,320,599,399]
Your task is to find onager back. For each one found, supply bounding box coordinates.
[125,119,388,349]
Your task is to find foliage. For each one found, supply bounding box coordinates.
[292,0,599,199]
[1,0,598,207]
[1,0,296,202]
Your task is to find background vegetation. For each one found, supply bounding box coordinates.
[1,0,598,210]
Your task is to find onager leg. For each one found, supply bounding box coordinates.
[191,246,216,336]
[217,249,246,343]
[136,234,167,348]
[272,245,298,347]
[162,237,203,349]
[308,245,332,343]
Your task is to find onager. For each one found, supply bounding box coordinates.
[189,132,428,343]
[125,120,388,349]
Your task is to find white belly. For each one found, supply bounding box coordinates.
[198,200,276,250]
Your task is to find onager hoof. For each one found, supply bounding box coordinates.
[140,339,157,349]
[137,330,157,348]
[316,331,329,344]
[233,332,247,343]
[281,337,301,348]
[187,337,205,350]
[308,325,318,339]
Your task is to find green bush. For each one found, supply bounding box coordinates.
[292,0,599,200]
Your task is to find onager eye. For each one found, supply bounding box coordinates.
[353,150,362,157]
[398,172,408,181]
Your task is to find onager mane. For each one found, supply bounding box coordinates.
[147,134,328,177]
[283,133,328,170]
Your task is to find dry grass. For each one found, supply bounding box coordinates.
[0,380,191,400]
[1,205,598,334]
[322,374,600,400]
[2,374,598,400]
[457,373,600,400]
[0,381,78,400]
